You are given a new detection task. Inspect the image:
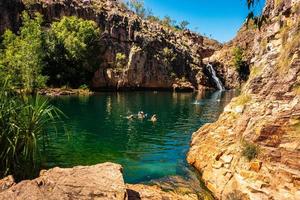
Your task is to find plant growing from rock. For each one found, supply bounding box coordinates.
[127,0,147,18]
[241,142,259,161]
[115,53,127,69]
[161,16,176,28]
[45,16,101,88]
[232,46,249,81]
[293,84,300,95]
[277,17,300,73]
[233,94,251,106]
[162,47,177,63]
[178,20,190,30]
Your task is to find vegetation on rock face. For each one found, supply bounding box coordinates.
[162,47,177,63]
[0,12,47,94]
[233,94,251,106]
[126,0,190,31]
[232,46,250,81]
[127,0,148,19]
[0,80,63,180]
[241,142,259,161]
[45,16,101,88]
[115,52,127,69]
[278,17,300,73]
[0,12,101,90]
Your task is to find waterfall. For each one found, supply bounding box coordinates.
[206,63,225,91]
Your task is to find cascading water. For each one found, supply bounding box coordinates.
[206,63,225,91]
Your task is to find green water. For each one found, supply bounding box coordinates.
[45,91,236,183]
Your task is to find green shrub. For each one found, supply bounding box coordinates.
[79,84,89,90]
[242,142,259,161]
[147,15,160,23]
[233,47,244,71]
[162,47,177,63]
[178,20,189,30]
[45,16,101,88]
[161,16,176,28]
[0,80,63,180]
[115,53,127,69]
[233,94,251,106]
[278,18,300,73]
[293,84,300,95]
[0,12,47,93]
[23,0,37,7]
[232,46,249,81]
[127,0,146,18]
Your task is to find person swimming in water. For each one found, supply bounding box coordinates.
[126,114,134,120]
[138,111,145,119]
[150,114,157,122]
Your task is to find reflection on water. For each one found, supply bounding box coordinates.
[45,90,237,183]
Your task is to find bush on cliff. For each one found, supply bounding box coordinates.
[0,13,101,90]
[128,0,147,18]
[232,46,250,81]
[45,16,101,88]
[115,53,127,69]
[242,142,259,161]
[0,12,47,94]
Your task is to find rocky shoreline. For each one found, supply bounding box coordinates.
[39,88,94,96]
[0,162,209,200]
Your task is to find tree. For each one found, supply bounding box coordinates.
[179,20,189,30]
[128,0,146,18]
[45,16,101,87]
[233,46,249,81]
[245,0,265,30]
[161,16,176,28]
[147,15,160,23]
[0,12,47,93]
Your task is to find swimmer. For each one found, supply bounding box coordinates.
[150,114,157,122]
[126,114,134,120]
[138,111,145,119]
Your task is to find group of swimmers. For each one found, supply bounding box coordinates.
[126,111,157,122]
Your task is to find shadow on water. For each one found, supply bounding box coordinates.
[43,90,238,184]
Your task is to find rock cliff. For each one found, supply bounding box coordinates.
[187,0,300,199]
[0,0,234,91]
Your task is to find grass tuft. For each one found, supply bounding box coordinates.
[241,142,259,161]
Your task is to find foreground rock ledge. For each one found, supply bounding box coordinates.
[0,162,126,200]
[0,163,199,200]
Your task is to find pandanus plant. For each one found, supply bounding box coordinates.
[0,80,63,180]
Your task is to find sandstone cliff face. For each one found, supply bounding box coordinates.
[1,0,230,91]
[188,0,300,199]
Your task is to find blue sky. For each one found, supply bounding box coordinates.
[140,0,265,43]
